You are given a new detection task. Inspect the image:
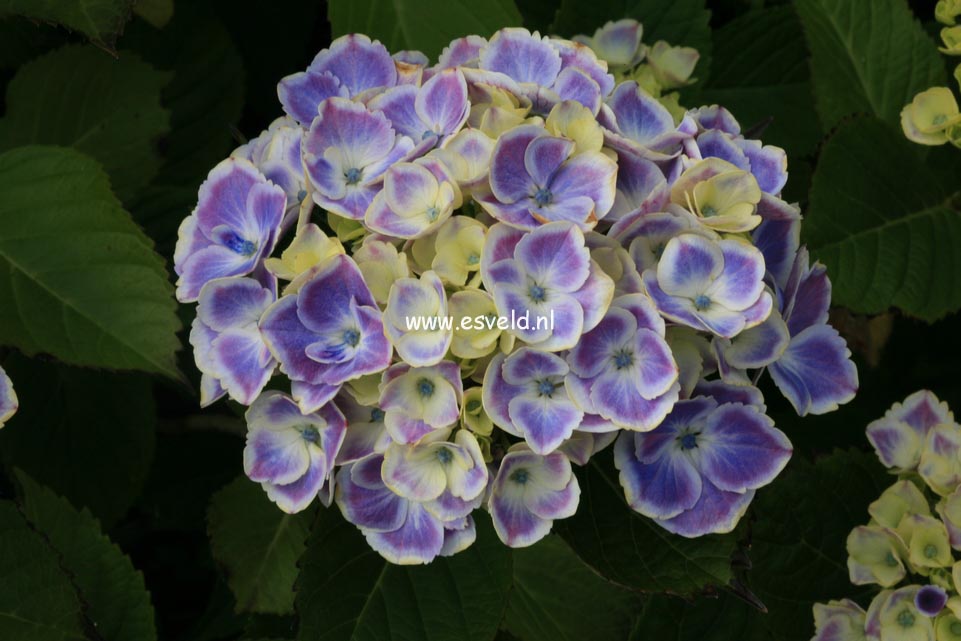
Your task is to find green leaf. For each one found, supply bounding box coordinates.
[328,0,523,61]
[0,146,181,378]
[0,500,93,641]
[795,0,946,129]
[208,476,315,615]
[0,0,134,50]
[0,45,171,201]
[803,116,961,321]
[550,0,712,69]
[503,536,641,641]
[696,6,821,155]
[0,353,156,526]
[743,449,889,639]
[16,471,157,641]
[127,6,244,187]
[623,450,889,640]
[556,455,738,594]
[296,509,512,641]
[133,0,172,28]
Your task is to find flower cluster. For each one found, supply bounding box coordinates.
[0,365,16,429]
[812,391,961,641]
[902,1,961,146]
[175,19,857,563]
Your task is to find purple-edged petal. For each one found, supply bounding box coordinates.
[614,431,701,519]
[364,501,446,564]
[508,395,583,454]
[335,456,408,532]
[0,366,18,427]
[210,328,274,405]
[768,324,858,416]
[552,67,601,113]
[738,139,788,194]
[590,371,679,430]
[489,125,542,203]
[547,151,618,221]
[197,277,273,331]
[657,234,724,298]
[479,28,562,86]
[704,240,766,311]
[416,68,469,136]
[656,479,755,537]
[308,34,397,96]
[515,222,590,292]
[277,70,348,125]
[605,82,675,145]
[698,403,792,493]
[263,447,327,513]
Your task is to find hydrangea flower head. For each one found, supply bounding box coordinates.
[174,159,286,302]
[868,391,954,472]
[173,20,858,564]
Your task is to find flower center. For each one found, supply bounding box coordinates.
[422,129,436,140]
[925,543,939,559]
[533,187,553,207]
[510,468,530,484]
[694,294,711,310]
[426,205,440,222]
[297,188,308,201]
[301,426,321,444]
[417,378,435,398]
[466,399,481,413]
[897,609,915,628]
[537,379,559,397]
[701,205,718,217]
[528,283,547,302]
[436,448,453,464]
[343,328,360,347]
[884,551,899,567]
[934,114,948,125]
[370,408,385,422]
[678,432,699,450]
[222,231,257,256]
[467,253,480,265]
[613,349,634,370]
[345,167,362,184]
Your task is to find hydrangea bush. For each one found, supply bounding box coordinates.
[812,391,961,641]
[174,20,858,563]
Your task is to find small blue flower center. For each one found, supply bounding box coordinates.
[222,231,257,256]
[343,328,360,347]
[925,544,939,559]
[896,609,915,627]
[422,129,436,140]
[370,408,385,422]
[537,379,558,397]
[510,468,530,484]
[345,167,362,184]
[528,283,547,302]
[417,378,435,398]
[694,294,711,310]
[533,187,553,207]
[679,432,699,450]
[467,253,480,265]
[437,447,453,464]
[933,114,948,126]
[701,205,717,217]
[426,206,440,222]
[613,350,634,370]
[884,551,898,567]
[297,189,308,201]
[301,426,321,444]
